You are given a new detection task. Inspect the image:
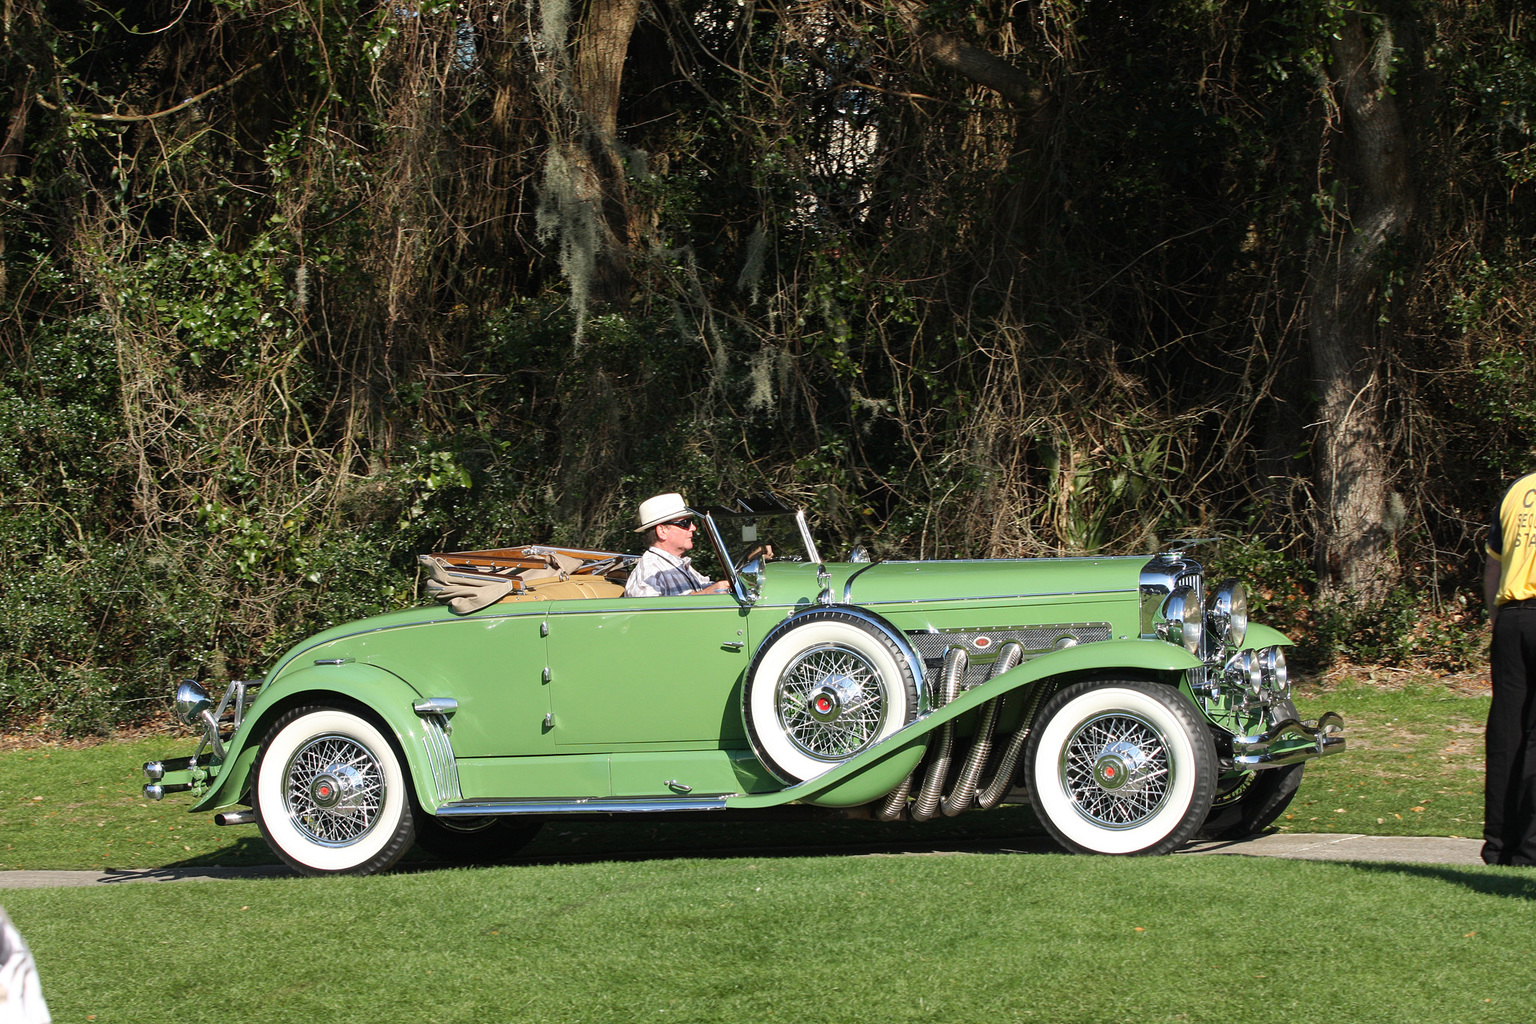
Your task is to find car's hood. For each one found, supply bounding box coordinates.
[835,555,1145,606]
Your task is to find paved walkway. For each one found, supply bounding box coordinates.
[1180,832,1486,865]
[0,833,1492,889]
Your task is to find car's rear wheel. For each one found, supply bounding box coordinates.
[1025,679,1216,855]
[744,610,920,783]
[253,704,415,876]
[413,815,544,864]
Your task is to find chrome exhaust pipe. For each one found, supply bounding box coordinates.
[214,810,258,827]
[977,668,1052,810]
[910,648,967,822]
[942,642,1023,816]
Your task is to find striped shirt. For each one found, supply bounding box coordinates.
[623,547,711,597]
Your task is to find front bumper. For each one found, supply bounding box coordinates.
[1228,711,1346,768]
[141,677,261,801]
[142,753,217,800]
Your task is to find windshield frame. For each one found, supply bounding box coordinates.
[695,505,821,605]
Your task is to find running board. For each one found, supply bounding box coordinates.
[434,796,732,817]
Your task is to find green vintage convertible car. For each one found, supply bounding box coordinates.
[143,497,1344,875]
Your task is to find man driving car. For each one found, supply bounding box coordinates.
[624,493,733,597]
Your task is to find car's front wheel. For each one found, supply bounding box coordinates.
[253,704,415,876]
[1025,679,1216,855]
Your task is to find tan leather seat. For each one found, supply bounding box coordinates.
[496,576,625,602]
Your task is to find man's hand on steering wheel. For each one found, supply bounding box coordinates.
[733,543,775,572]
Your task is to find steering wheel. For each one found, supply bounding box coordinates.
[734,543,774,572]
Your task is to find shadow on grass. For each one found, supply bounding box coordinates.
[1346,860,1536,902]
[146,806,1058,877]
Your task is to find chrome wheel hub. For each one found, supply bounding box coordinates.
[283,734,386,846]
[807,672,863,724]
[1060,713,1172,829]
[777,645,886,760]
[1092,740,1151,791]
[308,763,367,814]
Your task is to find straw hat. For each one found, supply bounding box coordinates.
[634,492,692,532]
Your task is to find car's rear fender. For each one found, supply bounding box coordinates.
[189,663,448,814]
[729,637,1202,809]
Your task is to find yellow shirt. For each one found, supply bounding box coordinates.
[1488,469,1536,604]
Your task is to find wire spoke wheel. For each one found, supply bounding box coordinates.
[745,611,921,784]
[776,644,886,759]
[282,733,387,846]
[254,705,415,876]
[1026,679,1216,856]
[1059,713,1172,828]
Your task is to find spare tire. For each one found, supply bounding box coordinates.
[743,610,921,783]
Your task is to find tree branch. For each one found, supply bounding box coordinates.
[35,53,276,123]
[891,2,1043,108]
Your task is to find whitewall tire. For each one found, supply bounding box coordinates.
[253,705,415,876]
[744,611,920,783]
[1025,679,1216,856]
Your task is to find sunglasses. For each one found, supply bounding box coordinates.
[663,518,696,529]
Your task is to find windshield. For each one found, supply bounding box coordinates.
[703,509,819,572]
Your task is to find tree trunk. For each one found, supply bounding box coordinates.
[0,73,31,306]
[1306,14,1417,605]
[541,0,644,310]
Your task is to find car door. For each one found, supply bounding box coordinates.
[545,593,752,751]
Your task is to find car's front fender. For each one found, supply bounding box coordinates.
[190,663,451,814]
[728,637,1202,809]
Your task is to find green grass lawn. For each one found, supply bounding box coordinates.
[0,672,1526,1024]
[6,851,1534,1023]
[1283,676,1487,838]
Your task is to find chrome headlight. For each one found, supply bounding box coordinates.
[1160,586,1203,656]
[1224,649,1263,698]
[1206,579,1248,649]
[1259,646,1290,700]
[174,680,213,726]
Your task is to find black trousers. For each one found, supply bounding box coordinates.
[1484,603,1536,865]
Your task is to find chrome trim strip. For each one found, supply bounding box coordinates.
[1230,712,1346,767]
[413,698,458,716]
[418,716,464,805]
[841,560,881,604]
[847,589,1134,607]
[435,796,731,817]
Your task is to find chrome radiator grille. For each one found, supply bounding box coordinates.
[906,623,1112,688]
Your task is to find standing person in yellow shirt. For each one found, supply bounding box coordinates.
[1483,468,1536,866]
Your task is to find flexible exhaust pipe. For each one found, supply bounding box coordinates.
[910,648,967,821]
[976,672,1053,810]
[941,642,1024,816]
